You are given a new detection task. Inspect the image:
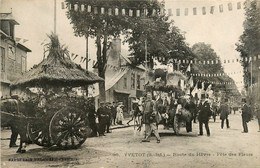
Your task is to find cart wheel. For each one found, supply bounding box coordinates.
[27,122,52,147]
[173,116,180,135]
[49,107,90,149]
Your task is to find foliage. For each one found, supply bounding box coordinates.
[191,42,240,97]
[236,0,260,90]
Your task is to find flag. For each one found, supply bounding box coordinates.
[15,37,21,43]
[202,7,206,15]
[189,76,194,87]
[73,54,78,60]
[81,4,85,11]
[168,8,173,16]
[115,8,119,16]
[87,5,91,12]
[193,8,197,15]
[228,3,232,11]
[74,4,78,11]
[186,64,191,72]
[129,9,133,16]
[108,8,112,15]
[101,7,105,14]
[219,4,223,13]
[23,39,28,43]
[122,9,126,16]
[176,8,180,16]
[136,9,140,17]
[210,6,214,14]
[191,82,198,97]
[202,82,205,90]
[185,8,188,16]
[61,2,65,9]
[94,7,98,14]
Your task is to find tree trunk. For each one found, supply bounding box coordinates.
[97,32,106,102]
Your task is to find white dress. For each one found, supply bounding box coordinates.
[116,106,124,123]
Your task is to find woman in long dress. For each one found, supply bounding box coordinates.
[116,105,124,125]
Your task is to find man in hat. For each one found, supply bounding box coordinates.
[241,98,251,133]
[97,102,108,136]
[142,92,160,143]
[111,102,117,125]
[88,98,98,137]
[105,102,112,133]
[198,94,211,136]
[219,98,230,129]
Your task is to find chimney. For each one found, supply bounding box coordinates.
[107,38,121,67]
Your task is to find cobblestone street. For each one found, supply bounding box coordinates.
[1,113,259,168]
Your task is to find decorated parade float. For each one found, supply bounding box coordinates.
[145,67,192,135]
[6,34,103,151]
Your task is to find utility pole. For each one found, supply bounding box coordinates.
[85,34,89,96]
[54,0,56,34]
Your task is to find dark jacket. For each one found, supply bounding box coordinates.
[143,100,157,124]
[242,104,251,122]
[220,104,229,120]
[198,101,211,123]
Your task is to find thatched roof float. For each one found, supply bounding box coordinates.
[11,34,103,88]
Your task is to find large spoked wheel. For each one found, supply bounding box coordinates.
[27,122,52,147]
[49,107,91,150]
[173,115,180,135]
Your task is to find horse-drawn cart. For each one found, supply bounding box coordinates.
[8,34,103,152]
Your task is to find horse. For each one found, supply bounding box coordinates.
[1,98,28,153]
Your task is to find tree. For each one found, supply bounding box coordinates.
[191,42,240,98]
[236,0,260,91]
[65,0,166,101]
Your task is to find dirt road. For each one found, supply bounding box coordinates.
[1,113,259,168]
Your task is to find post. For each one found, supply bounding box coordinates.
[85,34,89,96]
[54,0,56,34]
[251,57,253,93]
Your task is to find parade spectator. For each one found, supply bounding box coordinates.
[142,92,160,143]
[111,102,117,125]
[219,99,230,129]
[88,98,98,137]
[105,102,112,133]
[256,104,260,132]
[184,96,196,132]
[241,99,251,133]
[198,95,211,136]
[97,102,108,136]
[116,102,124,125]
[127,100,140,125]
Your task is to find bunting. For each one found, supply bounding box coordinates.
[61,1,243,17]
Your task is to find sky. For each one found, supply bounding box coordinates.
[1,0,245,90]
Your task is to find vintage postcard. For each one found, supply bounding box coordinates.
[1,0,259,168]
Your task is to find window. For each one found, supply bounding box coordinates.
[131,73,135,89]
[8,45,16,60]
[123,77,127,89]
[137,75,140,89]
[1,47,5,72]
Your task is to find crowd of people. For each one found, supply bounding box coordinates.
[1,92,260,148]
[88,101,125,137]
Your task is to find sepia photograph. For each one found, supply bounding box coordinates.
[0,0,259,167]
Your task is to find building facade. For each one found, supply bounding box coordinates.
[93,38,146,112]
[0,13,31,98]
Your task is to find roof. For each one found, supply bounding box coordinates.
[11,34,103,88]
[0,13,19,25]
[92,69,128,97]
[17,43,31,52]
